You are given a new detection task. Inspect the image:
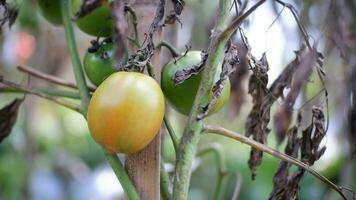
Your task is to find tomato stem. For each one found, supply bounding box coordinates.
[155,41,180,57]
[197,144,230,199]
[61,0,91,116]
[105,153,140,200]
[160,162,172,200]
[164,115,179,152]
[0,77,81,112]
[172,1,266,199]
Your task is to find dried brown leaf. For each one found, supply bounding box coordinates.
[174,52,208,85]
[269,107,327,200]
[229,41,249,116]
[0,98,24,143]
[121,0,165,72]
[198,44,238,120]
[274,48,318,145]
[245,52,270,180]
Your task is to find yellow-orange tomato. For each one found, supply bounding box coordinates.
[87,72,165,154]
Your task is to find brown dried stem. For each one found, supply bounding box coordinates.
[0,77,81,112]
[202,124,348,200]
[17,65,95,92]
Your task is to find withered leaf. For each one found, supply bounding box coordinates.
[120,0,165,72]
[269,127,300,200]
[269,107,327,200]
[229,40,249,117]
[173,51,208,85]
[0,98,24,143]
[274,47,318,145]
[245,52,270,180]
[198,44,238,120]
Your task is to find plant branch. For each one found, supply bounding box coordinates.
[172,1,266,199]
[0,87,80,99]
[0,77,81,112]
[160,162,172,200]
[105,153,139,200]
[164,115,179,153]
[197,144,230,200]
[231,174,243,200]
[155,40,180,57]
[17,65,96,92]
[61,0,91,115]
[202,124,348,200]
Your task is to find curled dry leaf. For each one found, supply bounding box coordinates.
[173,51,208,85]
[229,40,249,117]
[269,107,327,200]
[0,98,24,143]
[274,47,318,145]
[198,44,238,120]
[164,0,185,25]
[245,52,270,180]
[120,0,165,72]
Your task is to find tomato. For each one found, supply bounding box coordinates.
[72,0,114,37]
[161,51,230,116]
[87,72,165,154]
[37,0,63,25]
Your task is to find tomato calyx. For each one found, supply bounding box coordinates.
[87,38,112,60]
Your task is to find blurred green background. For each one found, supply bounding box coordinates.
[1,0,355,199]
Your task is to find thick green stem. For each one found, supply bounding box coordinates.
[172,1,266,199]
[172,1,231,199]
[160,162,171,200]
[61,0,90,115]
[105,153,139,200]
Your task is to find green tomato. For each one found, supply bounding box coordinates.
[72,0,113,37]
[37,0,63,25]
[84,39,115,86]
[161,51,231,116]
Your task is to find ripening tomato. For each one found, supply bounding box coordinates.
[72,0,114,37]
[87,72,165,154]
[161,51,230,116]
[37,0,63,25]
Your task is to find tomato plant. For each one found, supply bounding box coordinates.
[161,51,230,116]
[37,0,63,25]
[72,0,114,37]
[83,39,116,86]
[87,72,165,154]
